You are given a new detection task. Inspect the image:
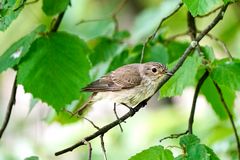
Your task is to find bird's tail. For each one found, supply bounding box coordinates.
[72,93,96,116]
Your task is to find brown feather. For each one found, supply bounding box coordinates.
[82,64,142,92]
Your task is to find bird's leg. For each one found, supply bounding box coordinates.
[113,103,123,132]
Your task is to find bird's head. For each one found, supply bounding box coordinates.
[142,62,172,80]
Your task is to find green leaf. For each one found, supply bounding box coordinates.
[42,0,70,16]
[0,25,46,73]
[180,134,200,147]
[131,0,181,41]
[201,77,235,119]
[107,50,129,72]
[204,145,221,160]
[211,58,240,91]
[77,20,115,40]
[89,37,124,66]
[143,44,169,64]
[174,155,187,160]
[201,46,215,62]
[113,30,130,41]
[182,0,223,16]
[24,156,39,160]
[178,135,220,160]
[17,32,91,112]
[0,0,23,31]
[223,0,238,4]
[129,145,174,160]
[165,41,189,63]
[160,55,202,97]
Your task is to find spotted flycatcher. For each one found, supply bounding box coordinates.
[76,62,172,114]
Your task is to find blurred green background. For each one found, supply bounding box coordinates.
[0,0,240,160]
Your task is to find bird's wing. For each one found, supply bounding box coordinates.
[82,64,142,92]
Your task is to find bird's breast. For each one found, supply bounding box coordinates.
[93,78,159,107]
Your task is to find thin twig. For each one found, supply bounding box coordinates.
[113,103,123,132]
[55,100,147,156]
[0,76,17,139]
[187,12,202,55]
[140,2,183,63]
[112,0,128,32]
[166,31,190,41]
[159,71,209,141]
[55,4,229,156]
[76,18,111,25]
[50,11,66,32]
[13,0,39,11]
[214,82,240,159]
[159,130,189,143]
[188,71,209,134]
[83,139,92,160]
[76,0,128,30]
[84,118,100,130]
[200,31,233,60]
[100,135,108,160]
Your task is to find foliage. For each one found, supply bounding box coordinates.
[24,156,39,160]
[129,145,174,160]
[17,32,91,112]
[0,0,23,31]
[160,55,202,97]
[42,0,70,16]
[182,0,223,16]
[0,0,240,159]
[0,25,45,73]
[176,135,220,160]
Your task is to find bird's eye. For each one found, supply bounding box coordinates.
[151,68,157,73]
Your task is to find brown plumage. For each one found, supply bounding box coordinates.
[75,62,171,115]
[82,64,142,92]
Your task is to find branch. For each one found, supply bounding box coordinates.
[112,0,129,32]
[13,0,39,11]
[113,103,124,132]
[188,12,197,40]
[188,71,209,134]
[166,31,190,41]
[159,130,189,142]
[76,0,128,30]
[140,2,183,63]
[201,31,233,60]
[156,4,228,90]
[83,139,92,160]
[100,135,108,160]
[159,71,209,142]
[55,4,229,156]
[213,82,240,159]
[55,101,147,156]
[0,76,17,139]
[187,12,202,55]
[50,11,66,32]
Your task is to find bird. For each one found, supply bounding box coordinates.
[75,62,172,115]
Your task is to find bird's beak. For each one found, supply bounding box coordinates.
[165,71,173,76]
